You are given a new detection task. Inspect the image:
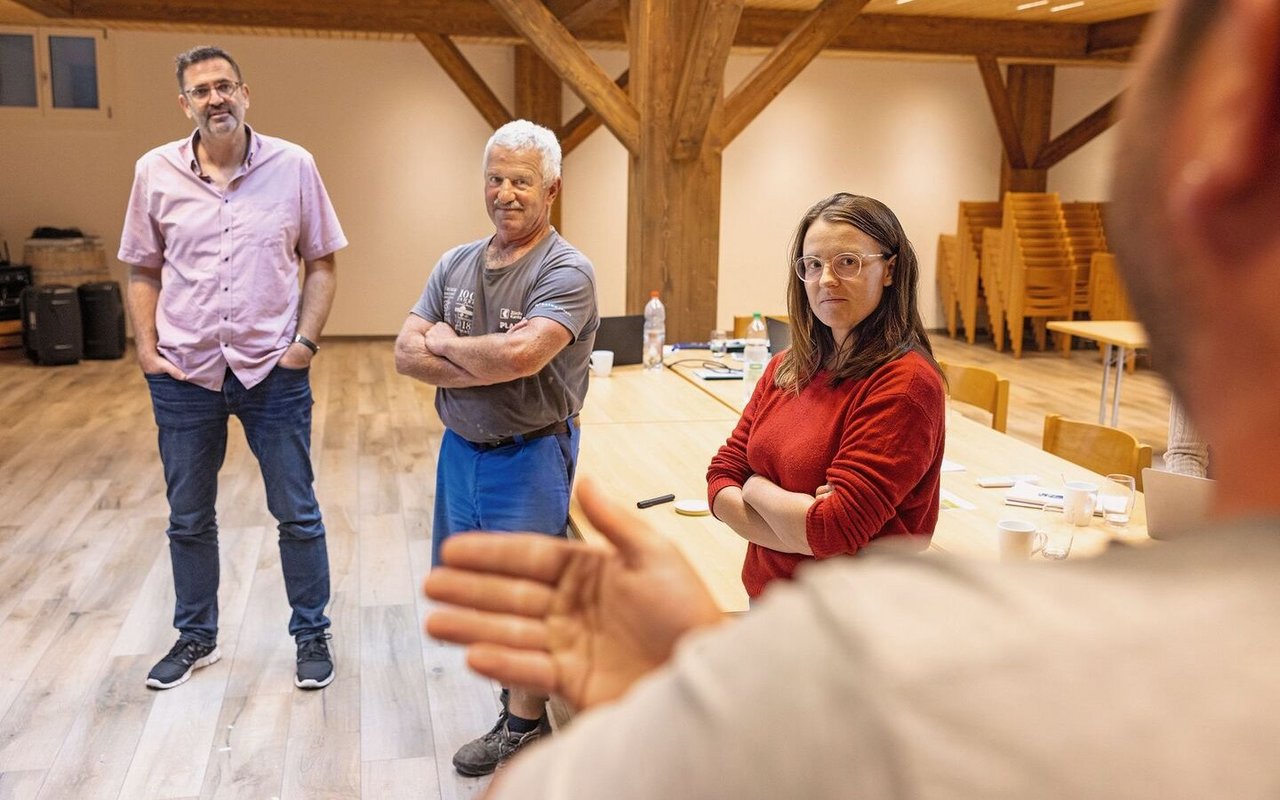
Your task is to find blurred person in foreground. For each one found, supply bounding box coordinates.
[706,193,944,599]
[425,1,1280,795]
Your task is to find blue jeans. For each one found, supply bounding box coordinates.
[431,422,580,568]
[146,366,331,644]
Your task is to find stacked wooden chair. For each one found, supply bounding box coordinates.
[1061,202,1108,316]
[955,201,1003,344]
[937,234,961,338]
[998,192,1077,358]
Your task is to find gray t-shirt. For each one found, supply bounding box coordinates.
[411,230,598,443]
[496,519,1280,799]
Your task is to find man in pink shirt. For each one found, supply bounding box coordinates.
[119,45,347,692]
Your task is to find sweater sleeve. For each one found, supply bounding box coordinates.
[805,356,945,558]
[706,358,779,512]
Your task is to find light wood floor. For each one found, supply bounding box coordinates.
[0,332,1173,800]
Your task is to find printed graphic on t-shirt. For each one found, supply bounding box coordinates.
[498,306,524,332]
[446,286,475,335]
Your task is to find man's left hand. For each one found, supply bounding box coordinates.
[279,342,315,369]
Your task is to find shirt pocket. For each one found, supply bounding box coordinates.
[235,200,289,249]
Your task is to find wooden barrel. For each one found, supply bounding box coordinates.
[24,238,110,287]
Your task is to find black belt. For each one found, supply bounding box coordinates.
[472,416,578,450]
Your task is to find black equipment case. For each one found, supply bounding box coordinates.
[77,281,126,359]
[21,284,83,365]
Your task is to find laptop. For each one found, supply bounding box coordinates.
[1141,467,1216,540]
[765,316,791,353]
[592,315,644,366]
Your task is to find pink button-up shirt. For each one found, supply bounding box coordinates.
[119,127,347,391]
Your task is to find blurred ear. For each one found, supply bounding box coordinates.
[1168,0,1280,261]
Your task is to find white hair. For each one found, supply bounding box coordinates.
[483,120,562,184]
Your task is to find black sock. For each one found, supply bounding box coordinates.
[506,712,542,734]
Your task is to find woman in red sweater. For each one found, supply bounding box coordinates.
[707,193,945,599]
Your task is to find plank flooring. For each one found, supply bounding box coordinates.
[0,333,1174,799]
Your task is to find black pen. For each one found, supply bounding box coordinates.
[636,493,676,509]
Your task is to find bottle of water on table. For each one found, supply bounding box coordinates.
[643,291,665,371]
[743,312,769,397]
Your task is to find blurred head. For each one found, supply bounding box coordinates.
[483,120,562,248]
[777,193,935,389]
[1109,0,1223,403]
[1111,0,1280,510]
[175,46,249,140]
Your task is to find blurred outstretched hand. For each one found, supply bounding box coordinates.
[425,478,724,711]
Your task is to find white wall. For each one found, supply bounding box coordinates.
[0,30,1128,335]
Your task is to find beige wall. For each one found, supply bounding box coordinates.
[0,29,1127,336]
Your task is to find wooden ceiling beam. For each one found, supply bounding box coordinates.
[1087,14,1149,56]
[547,0,618,36]
[10,1,1139,64]
[671,0,743,160]
[721,0,871,146]
[489,0,640,154]
[416,32,511,129]
[9,0,71,16]
[976,55,1029,170]
[559,69,629,156]
[1033,92,1123,170]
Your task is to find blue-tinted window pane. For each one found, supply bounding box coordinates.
[49,35,98,109]
[0,33,38,107]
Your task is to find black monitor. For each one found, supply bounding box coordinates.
[592,314,645,366]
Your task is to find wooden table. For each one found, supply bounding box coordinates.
[1045,320,1149,427]
[570,352,1149,612]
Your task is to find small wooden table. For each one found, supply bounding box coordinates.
[1045,320,1149,427]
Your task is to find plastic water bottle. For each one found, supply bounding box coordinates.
[743,312,769,396]
[643,291,665,371]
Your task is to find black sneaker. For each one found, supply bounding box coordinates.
[146,638,220,689]
[295,633,334,689]
[452,711,551,777]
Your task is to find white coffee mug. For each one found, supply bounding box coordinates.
[590,349,614,377]
[1061,481,1098,527]
[997,519,1047,560]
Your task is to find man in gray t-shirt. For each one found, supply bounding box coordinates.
[394,120,597,778]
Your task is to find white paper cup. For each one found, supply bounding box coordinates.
[590,349,614,377]
[998,519,1046,560]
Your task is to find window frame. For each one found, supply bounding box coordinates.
[0,25,112,125]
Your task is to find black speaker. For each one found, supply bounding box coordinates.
[77,281,126,359]
[21,284,83,365]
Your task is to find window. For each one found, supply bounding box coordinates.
[0,26,110,120]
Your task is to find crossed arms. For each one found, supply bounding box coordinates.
[393,313,570,388]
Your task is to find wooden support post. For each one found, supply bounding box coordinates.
[514,45,565,232]
[999,64,1055,195]
[626,0,723,342]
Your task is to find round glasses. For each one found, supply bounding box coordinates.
[794,252,891,282]
[184,80,242,103]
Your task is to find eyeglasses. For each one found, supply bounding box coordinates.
[183,80,242,102]
[794,252,891,282]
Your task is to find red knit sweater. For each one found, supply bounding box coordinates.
[707,350,945,597]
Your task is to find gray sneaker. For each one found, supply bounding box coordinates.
[452,710,551,777]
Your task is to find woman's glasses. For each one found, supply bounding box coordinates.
[794,252,890,282]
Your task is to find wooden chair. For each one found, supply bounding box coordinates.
[939,360,1010,433]
[733,314,788,337]
[1042,413,1152,490]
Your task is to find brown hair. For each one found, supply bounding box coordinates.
[774,192,938,391]
[175,45,242,90]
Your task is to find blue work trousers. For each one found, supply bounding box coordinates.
[146,365,331,645]
[431,423,580,567]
